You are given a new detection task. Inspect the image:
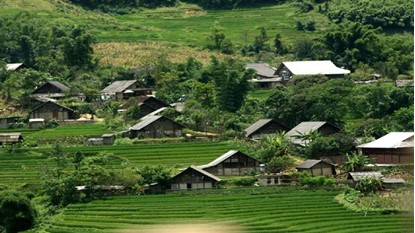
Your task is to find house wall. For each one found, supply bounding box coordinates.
[30,103,76,121]
[362,148,414,164]
[204,152,260,176]
[0,117,20,129]
[131,118,183,139]
[138,104,157,118]
[144,98,168,110]
[170,169,217,191]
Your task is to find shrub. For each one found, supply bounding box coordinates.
[266,156,294,173]
[231,177,258,187]
[113,138,133,145]
[355,177,382,195]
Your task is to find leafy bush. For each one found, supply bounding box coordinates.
[294,171,336,188]
[231,177,258,187]
[355,177,382,195]
[266,156,294,173]
[47,119,59,128]
[113,138,133,145]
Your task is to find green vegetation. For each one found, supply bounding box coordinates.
[45,187,413,233]
[0,142,234,186]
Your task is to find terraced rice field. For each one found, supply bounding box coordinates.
[0,142,235,186]
[46,187,413,233]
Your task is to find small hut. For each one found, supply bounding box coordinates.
[128,115,184,139]
[102,134,115,145]
[29,118,45,129]
[171,166,221,191]
[29,101,77,122]
[347,172,383,187]
[0,133,23,144]
[296,160,336,177]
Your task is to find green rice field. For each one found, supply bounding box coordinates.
[45,187,414,233]
[0,142,235,186]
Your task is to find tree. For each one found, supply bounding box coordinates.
[274,33,288,55]
[137,165,172,190]
[258,133,294,162]
[355,177,382,195]
[62,26,96,70]
[0,191,37,233]
[206,22,234,54]
[341,152,371,172]
[252,27,270,54]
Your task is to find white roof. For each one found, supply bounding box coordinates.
[358,132,414,149]
[282,60,350,75]
[6,63,24,71]
[29,118,45,122]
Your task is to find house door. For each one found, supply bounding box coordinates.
[53,111,59,120]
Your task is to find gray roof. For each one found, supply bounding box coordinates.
[29,101,75,114]
[199,150,259,170]
[347,172,383,181]
[130,115,163,131]
[245,119,287,137]
[357,132,414,149]
[102,134,114,138]
[48,81,70,91]
[179,166,221,182]
[296,160,334,169]
[381,178,405,184]
[146,107,168,117]
[285,121,335,146]
[246,63,277,78]
[101,80,137,94]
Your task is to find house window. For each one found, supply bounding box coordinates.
[267,178,272,184]
[187,183,192,189]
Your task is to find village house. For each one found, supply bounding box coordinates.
[296,160,336,177]
[6,63,26,71]
[257,173,293,186]
[31,80,70,99]
[28,118,45,129]
[357,132,414,164]
[275,60,350,80]
[285,121,340,146]
[198,150,261,176]
[101,80,152,101]
[246,63,282,89]
[102,134,116,145]
[126,115,184,139]
[245,119,289,139]
[170,166,221,191]
[0,133,23,145]
[29,101,78,122]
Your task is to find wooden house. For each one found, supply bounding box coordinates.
[296,160,336,177]
[257,173,293,186]
[101,80,152,101]
[246,63,281,89]
[171,166,221,191]
[285,121,340,146]
[127,115,184,139]
[0,116,22,129]
[0,133,23,144]
[275,60,350,80]
[198,150,261,176]
[357,132,414,164]
[29,101,78,122]
[245,119,289,139]
[31,81,70,99]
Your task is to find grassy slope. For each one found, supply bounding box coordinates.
[0,0,330,68]
[45,187,413,233]
[0,142,235,186]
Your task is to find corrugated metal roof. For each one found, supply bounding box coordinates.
[101,80,137,94]
[48,81,70,91]
[296,160,334,169]
[246,63,277,78]
[347,172,383,181]
[381,178,405,184]
[146,107,167,117]
[285,121,331,145]
[357,132,414,149]
[282,60,350,75]
[29,101,76,114]
[130,115,163,131]
[199,150,259,170]
[6,63,24,71]
[245,119,287,137]
[174,166,221,182]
